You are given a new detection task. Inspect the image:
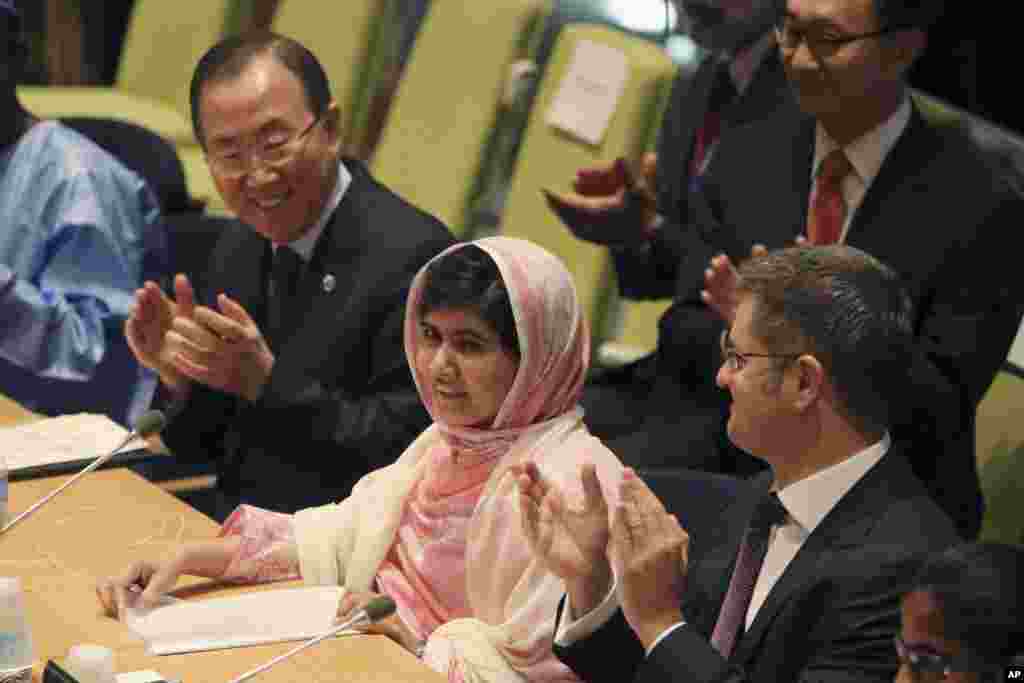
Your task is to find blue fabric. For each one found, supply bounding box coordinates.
[0,121,166,426]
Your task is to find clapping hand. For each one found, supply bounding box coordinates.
[168,293,275,402]
[701,244,768,325]
[609,469,690,650]
[543,154,659,249]
[514,461,613,617]
[125,274,196,394]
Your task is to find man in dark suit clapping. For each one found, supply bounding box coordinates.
[125,33,454,518]
[516,245,959,683]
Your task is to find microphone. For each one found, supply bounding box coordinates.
[0,409,167,535]
[226,595,397,683]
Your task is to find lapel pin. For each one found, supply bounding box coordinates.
[322,273,337,293]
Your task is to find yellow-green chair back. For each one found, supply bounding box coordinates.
[500,23,676,345]
[371,0,551,236]
[17,0,236,146]
[270,0,386,154]
[978,369,1024,544]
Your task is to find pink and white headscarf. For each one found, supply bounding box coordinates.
[294,238,623,683]
[405,236,590,460]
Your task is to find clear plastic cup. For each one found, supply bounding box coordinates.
[64,644,116,683]
[0,576,34,682]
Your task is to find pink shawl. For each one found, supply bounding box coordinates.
[293,238,623,682]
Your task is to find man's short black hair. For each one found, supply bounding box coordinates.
[189,31,332,147]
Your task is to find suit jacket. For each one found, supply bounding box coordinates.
[582,44,796,475]
[554,445,960,683]
[598,102,1024,538]
[611,44,796,301]
[160,159,455,513]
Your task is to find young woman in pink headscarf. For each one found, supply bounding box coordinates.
[97,237,624,682]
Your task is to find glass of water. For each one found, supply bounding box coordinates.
[0,577,34,682]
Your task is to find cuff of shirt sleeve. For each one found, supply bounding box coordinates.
[645,621,688,656]
[554,577,621,647]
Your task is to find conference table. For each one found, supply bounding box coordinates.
[2,402,444,682]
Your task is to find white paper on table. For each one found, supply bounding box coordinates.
[118,671,169,683]
[546,38,629,146]
[0,413,133,472]
[123,586,350,655]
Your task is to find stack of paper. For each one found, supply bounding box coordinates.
[124,586,349,655]
[0,414,132,473]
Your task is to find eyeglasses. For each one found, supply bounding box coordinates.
[206,113,324,179]
[893,637,993,680]
[719,330,801,372]
[774,16,905,55]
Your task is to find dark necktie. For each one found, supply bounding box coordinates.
[710,492,788,658]
[691,61,739,176]
[266,245,303,350]
[807,149,853,246]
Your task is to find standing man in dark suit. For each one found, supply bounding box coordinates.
[125,33,454,518]
[692,0,1023,539]
[544,0,797,474]
[516,245,960,683]
[555,0,1023,539]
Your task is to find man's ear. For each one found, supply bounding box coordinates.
[321,101,344,151]
[792,354,825,413]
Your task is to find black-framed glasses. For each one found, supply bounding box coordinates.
[719,330,801,372]
[206,112,324,179]
[774,15,905,55]
[893,636,993,680]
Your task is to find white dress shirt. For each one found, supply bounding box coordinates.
[273,159,351,261]
[810,98,911,242]
[555,434,892,655]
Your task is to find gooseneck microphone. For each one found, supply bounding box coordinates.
[0,409,167,535]
[227,595,398,683]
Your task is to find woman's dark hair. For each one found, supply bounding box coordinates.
[418,245,519,356]
[912,543,1024,680]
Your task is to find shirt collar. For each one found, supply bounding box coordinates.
[729,33,775,96]
[274,159,351,261]
[813,96,912,189]
[775,432,891,534]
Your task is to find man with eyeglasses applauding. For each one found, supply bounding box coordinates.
[562,0,1024,541]
[126,33,453,518]
[517,245,960,683]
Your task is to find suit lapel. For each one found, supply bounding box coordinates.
[270,179,366,378]
[684,474,770,635]
[214,228,271,325]
[677,56,721,178]
[848,107,937,253]
[729,454,907,665]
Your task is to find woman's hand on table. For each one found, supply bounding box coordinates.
[95,557,183,617]
[336,590,420,654]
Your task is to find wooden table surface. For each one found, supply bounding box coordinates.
[3,468,443,683]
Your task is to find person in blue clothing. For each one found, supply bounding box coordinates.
[0,0,167,425]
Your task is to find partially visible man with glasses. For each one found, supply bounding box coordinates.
[125,32,454,519]
[611,0,1022,540]
[896,543,1024,683]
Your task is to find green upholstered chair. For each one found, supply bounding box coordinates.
[17,0,236,146]
[370,0,551,236]
[978,370,1024,544]
[499,23,676,346]
[270,0,388,155]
